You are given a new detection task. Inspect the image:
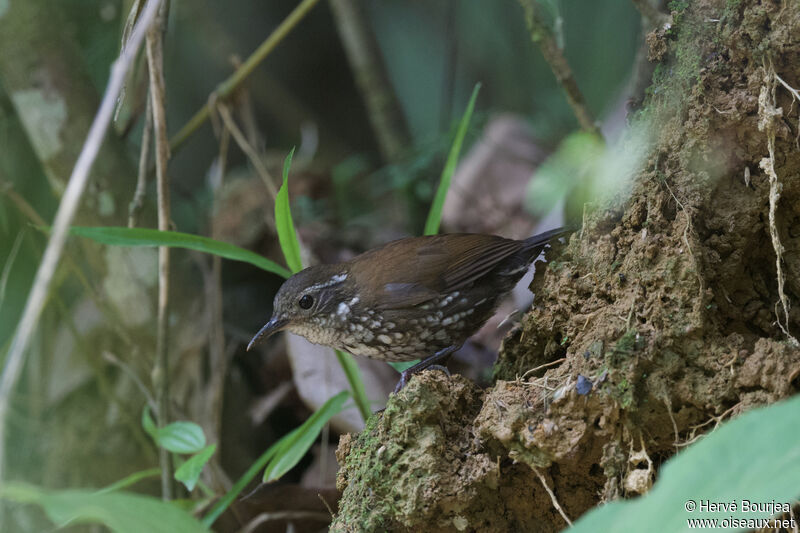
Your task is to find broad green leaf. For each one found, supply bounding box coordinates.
[69,226,291,279]
[275,147,302,274]
[156,421,206,454]
[175,444,217,492]
[0,482,208,533]
[571,394,800,533]
[424,83,481,236]
[142,407,206,454]
[335,350,371,421]
[263,390,350,482]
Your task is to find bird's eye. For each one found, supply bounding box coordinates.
[298,295,314,309]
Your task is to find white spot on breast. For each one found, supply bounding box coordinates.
[378,334,392,344]
[439,291,460,307]
[349,296,360,306]
[384,322,395,330]
[337,302,350,318]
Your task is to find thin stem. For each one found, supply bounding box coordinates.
[517,0,603,140]
[329,0,411,163]
[129,94,153,227]
[0,0,163,484]
[146,0,174,500]
[169,0,322,153]
[216,102,278,199]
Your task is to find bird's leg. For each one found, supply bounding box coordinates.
[394,345,460,393]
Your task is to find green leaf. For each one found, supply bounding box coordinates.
[175,444,217,492]
[263,390,350,482]
[201,391,349,528]
[525,131,604,216]
[0,482,209,533]
[68,226,291,279]
[141,406,157,439]
[142,407,207,454]
[424,82,481,236]
[156,421,206,454]
[388,360,419,373]
[201,439,282,528]
[275,147,303,274]
[571,394,800,533]
[335,350,371,421]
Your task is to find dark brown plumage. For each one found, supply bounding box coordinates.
[248,227,569,390]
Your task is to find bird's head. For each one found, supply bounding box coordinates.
[246,265,353,350]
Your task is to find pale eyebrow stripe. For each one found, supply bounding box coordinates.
[306,273,347,292]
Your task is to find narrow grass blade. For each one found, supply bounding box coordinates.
[201,391,349,527]
[424,83,481,236]
[200,437,283,527]
[68,226,291,278]
[262,390,350,481]
[175,444,217,492]
[95,468,162,494]
[275,147,303,274]
[335,350,371,421]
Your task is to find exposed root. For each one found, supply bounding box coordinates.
[758,65,799,346]
[532,466,573,527]
[662,178,704,296]
[676,403,741,448]
[662,396,680,450]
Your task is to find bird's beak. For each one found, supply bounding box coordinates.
[247,316,290,351]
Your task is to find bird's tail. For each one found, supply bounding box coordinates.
[522,226,575,250]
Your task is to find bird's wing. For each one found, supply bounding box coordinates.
[355,234,522,310]
[440,235,523,290]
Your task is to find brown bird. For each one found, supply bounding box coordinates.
[248,227,570,391]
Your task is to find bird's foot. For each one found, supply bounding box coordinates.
[393,345,459,394]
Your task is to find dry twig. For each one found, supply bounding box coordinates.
[129,95,153,227]
[145,0,174,499]
[215,102,278,199]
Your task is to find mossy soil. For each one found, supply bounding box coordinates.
[332,1,800,531]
